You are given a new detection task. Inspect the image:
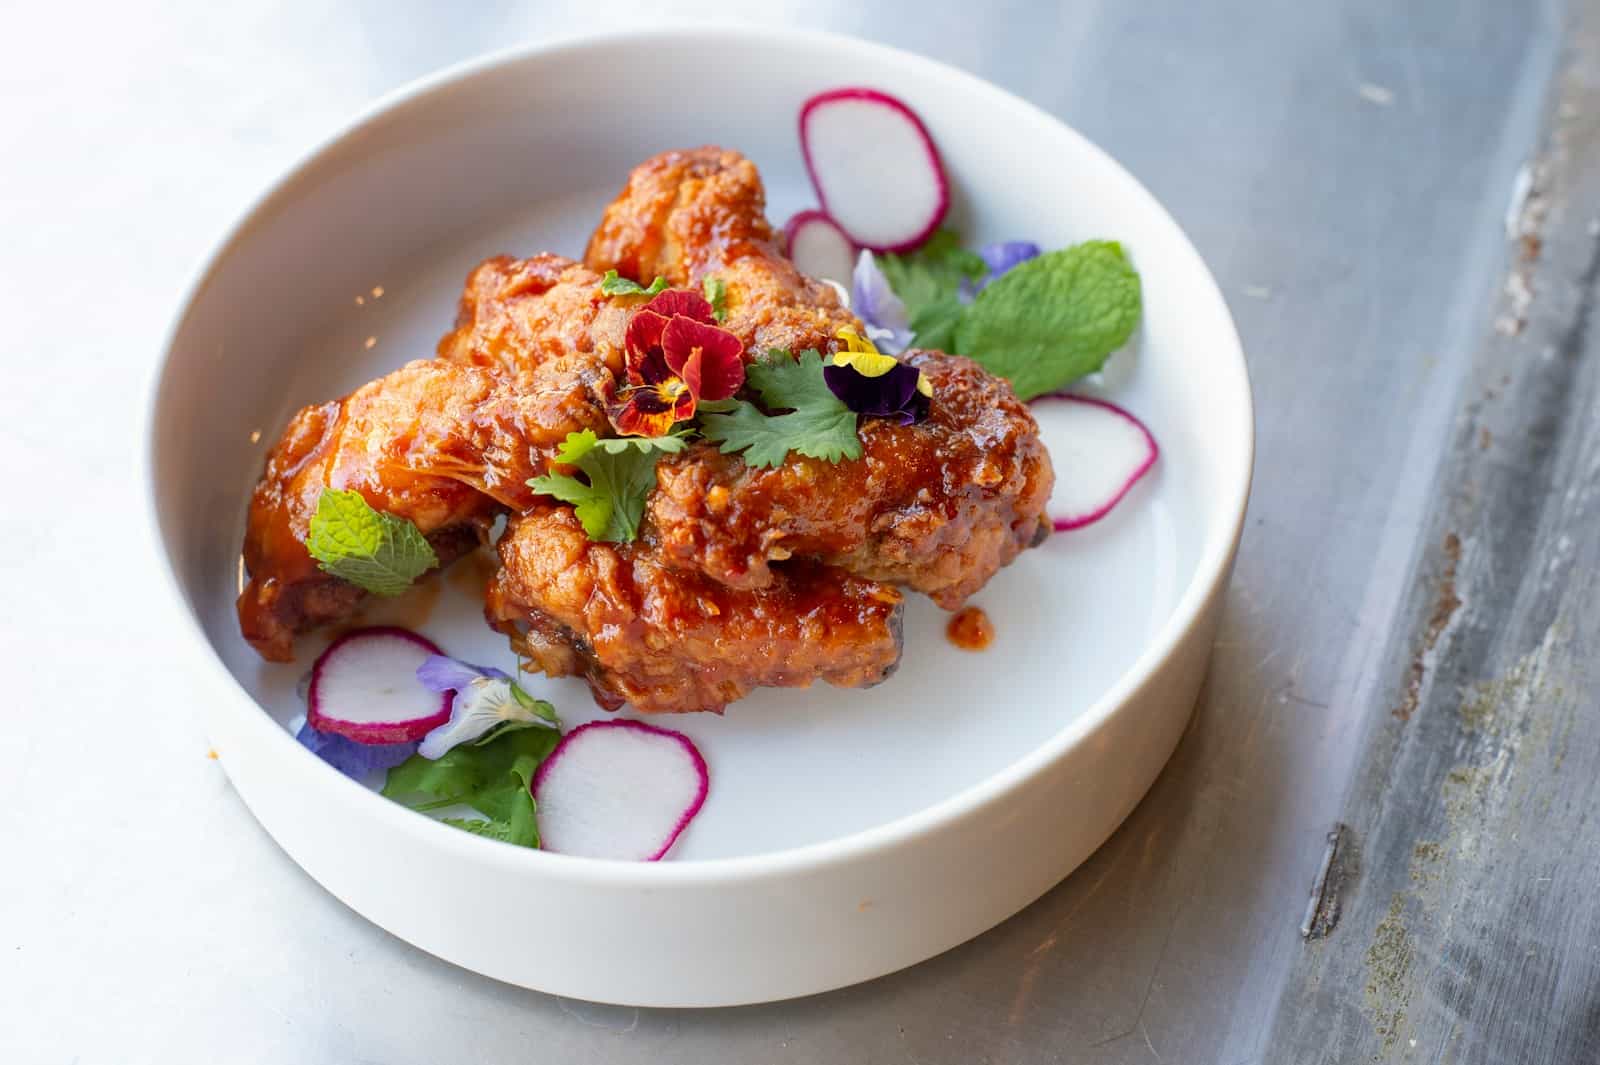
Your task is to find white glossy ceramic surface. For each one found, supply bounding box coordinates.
[146,28,1251,1006]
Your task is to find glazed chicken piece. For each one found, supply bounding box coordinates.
[648,350,1053,608]
[436,253,629,382]
[238,358,609,661]
[585,146,857,359]
[487,506,904,714]
[586,147,1054,607]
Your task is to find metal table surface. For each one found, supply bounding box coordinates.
[5,1,1597,1061]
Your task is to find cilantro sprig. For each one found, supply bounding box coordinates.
[599,270,668,297]
[698,349,862,468]
[304,489,438,596]
[526,430,687,542]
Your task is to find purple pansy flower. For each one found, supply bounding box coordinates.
[961,240,1042,302]
[851,251,914,355]
[415,655,510,693]
[414,654,558,760]
[823,361,930,426]
[296,719,417,779]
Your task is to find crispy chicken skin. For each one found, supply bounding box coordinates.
[584,147,858,358]
[237,359,608,661]
[648,350,1053,607]
[436,254,630,382]
[487,506,905,714]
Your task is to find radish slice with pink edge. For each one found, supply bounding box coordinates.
[800,87,949,253]
[305,627,453,744]
[532,720,709,861]
[784,209,857,284]
[1032,394,1159,531]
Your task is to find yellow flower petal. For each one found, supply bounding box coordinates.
[834,328,878,354]
[916,371,933,398]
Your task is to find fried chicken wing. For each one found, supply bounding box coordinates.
[585,148,1054,606]
[647,350,1053,607]
[436,253,629,382]
[487,505,904,714]
[238,359,609,661]
[585,147,857,358]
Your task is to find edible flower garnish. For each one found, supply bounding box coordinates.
[296,719,417,779]
[850,251,914,354]
[610,289,745,437]
[824,329,931,425]
[414,654,559,760]
[961,240,1042,301]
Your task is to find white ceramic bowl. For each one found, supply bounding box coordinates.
[146,28,1251,1007]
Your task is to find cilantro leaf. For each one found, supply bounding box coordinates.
[383,726,559,848]
[698,350,861,468]
[953,240,1141,400]
[600,270,668,297]
[879,229,986,322]
[702,276,728,322]
[304,489,438,596]
[526,430,687,542]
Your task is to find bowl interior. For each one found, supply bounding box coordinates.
[151,32,1249,860]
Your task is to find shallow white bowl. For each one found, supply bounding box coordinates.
[146,27,1251,1007]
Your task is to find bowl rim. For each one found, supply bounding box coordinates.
[143,24,1254,886]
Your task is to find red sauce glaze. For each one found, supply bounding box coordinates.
[945,606,994,651]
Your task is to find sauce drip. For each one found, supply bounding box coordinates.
[945,606,994,651]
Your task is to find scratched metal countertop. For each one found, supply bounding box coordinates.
[5,0,1597,1061]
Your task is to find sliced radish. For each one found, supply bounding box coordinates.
[1033,394,1159,530]
[532,720,708,861]
[784,209,857,284]
[800,87,949,253]
[306,627,453,744]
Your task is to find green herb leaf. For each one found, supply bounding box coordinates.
[383,726,560,848]
[702,276,728,322]
[953,240,1142,400]
[879,229,986,324]
[698,350,861,468]
[905,296,967,353]
[600,270,668,297]
[440,816,514,841]
[526,430,687,542]
[304,489,438,596]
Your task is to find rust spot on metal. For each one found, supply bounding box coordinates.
[1394,533,1463,720]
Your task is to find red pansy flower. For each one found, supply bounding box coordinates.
[609,290,745,436]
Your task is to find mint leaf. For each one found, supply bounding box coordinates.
[600,270,668,297]
[384,726,559,849]
[526,430,687,542]
[304,489,437,596]
[703,276,728,322]
[698,350,861,468]
[953,240,1141,400]
[879,229,986,322]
